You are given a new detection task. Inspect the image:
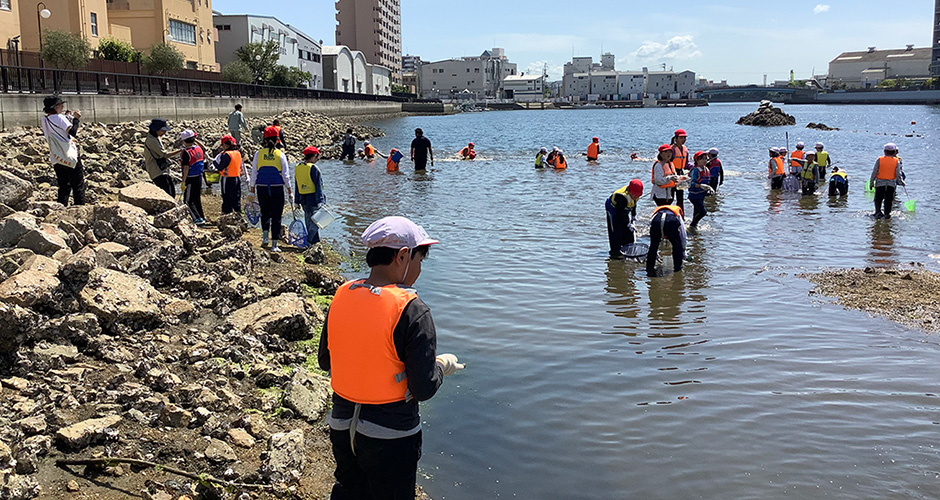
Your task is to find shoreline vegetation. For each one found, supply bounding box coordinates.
[0,111,433,499]
[801,266,940,333]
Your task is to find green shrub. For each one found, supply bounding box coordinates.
[40,30,91,69]
[221,60,254,83]
[143,42,184,75]
[97,37,137,62]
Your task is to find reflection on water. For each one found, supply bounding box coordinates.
[869,220,898,267]
[604,259,639,321]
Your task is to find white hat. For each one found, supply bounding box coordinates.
[708,147,719,155]
[361,216,439,250]
[363,140,370,146]
[180,129,196,141]
[815,142,824,148]
[778,147,787,153]
[795,141,804,148]
[884,143,898,152]
[540,147,548,153]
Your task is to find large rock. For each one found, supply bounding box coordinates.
[0,170,33,209]
[0,302,39,354]
[118,183,177,215]
[0,212,39,247]
[55,415,121,449]
[0,473,42,500]
[736,101,796,127]
[92,202,156,242]
[77,268,168,330]
[261,429,306,483]
[282,370,330,423]
[16,224,69,256]
[152,205,190,229]
[228,293,310,340]
[204,438,237,462]
[124,241,185,286]
[217,212,248,240]
[0,265,61,308]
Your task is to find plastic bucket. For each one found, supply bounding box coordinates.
[204,171,221,185]
[313,205,337,229]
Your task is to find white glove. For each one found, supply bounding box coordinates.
[436,353,465,376]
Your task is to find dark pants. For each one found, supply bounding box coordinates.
[329,429,422,500]
[770,176,784,190]
[829,180,847,196]
[183,175,204,220]
[414,157,428,171]
[647,212,685,275]
[874,185,896,217]
[653,195,673,206]
[801,179,816,196]
[606,209,635,258]
[689,194,706,227]
[708,177,720,191]
[297,193,321,246]
[220,177,242,214]
[153,174,175,198]
[54,161,85,206]
[257,185,285,240]
[341,144,355,161]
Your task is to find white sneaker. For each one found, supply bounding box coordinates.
[271,245,281,253]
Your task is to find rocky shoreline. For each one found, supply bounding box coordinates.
[0,112,428,500]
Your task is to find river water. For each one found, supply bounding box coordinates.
[314,103,939,499]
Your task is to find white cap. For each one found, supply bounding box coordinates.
[708,147,719,155]
[778,147,787,153]
[552,146,559,151]
[884,142,898,152]
[795,141,804,148]
[180,129,196,141]
[540,147,548,153]
[361,216,439,250]
[815,142,824,148]
[364,140,370,146]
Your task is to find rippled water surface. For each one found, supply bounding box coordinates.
[314,103,939,499]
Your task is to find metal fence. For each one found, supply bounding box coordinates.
[0,64,427,103]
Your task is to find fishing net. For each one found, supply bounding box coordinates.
[783,175,800,192]
[620,243,650,258]
[244,200,261,226]
[286,208,308,248]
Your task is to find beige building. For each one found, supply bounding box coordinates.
[829,46,932,88]
[1,0,22,51]
[335,0,401,81]
[18,0,131,51]
[108,0,217,72]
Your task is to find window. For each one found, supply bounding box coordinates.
[90,12,98,36]
[169,19,196,45]
[0,0,9,10]
[186,61,197,70]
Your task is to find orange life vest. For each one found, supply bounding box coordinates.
[671,145,688,172]
[653,161,677,188]
[327,280,417,405]
[387,156,399,172]
[587,143,599,160]
[654,204,684,219]
[876,156,899,180]
[365,145,375,156]
[554,155,567,169]
[790,150,805,168]
[219,150,242,178]
[273,125,283,145]
[769,157,785,176]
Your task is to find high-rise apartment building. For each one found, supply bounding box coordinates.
[932,0,940,76]
[335,0,401,81]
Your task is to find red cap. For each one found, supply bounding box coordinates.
[674,129,687,137]
[221,135,237,146]
[302,146,320,156]
[693,150,706,160]
[628,179,644,197]
[263,126,279,139]
[592,137,599,142]
[468,142,475,147]
[658,144,672,153]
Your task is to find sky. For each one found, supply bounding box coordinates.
[212,0,936,85]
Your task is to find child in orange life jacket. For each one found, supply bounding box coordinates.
[363,141,376,160]
[587,137,601,161]
[552,149,568,169]
[767,147,785,190]
[646,205,688,277]
[179,129,207,225]
[459,142,475,160]
[375,148,404,171]
[295,146,325,246]
[212,134,246,215]
[687,151,716,230]
[706,148,724,190]
[870,142,905,219]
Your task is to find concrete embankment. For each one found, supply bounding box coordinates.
[0,94,404,129]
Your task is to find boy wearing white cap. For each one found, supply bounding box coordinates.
[870,143,905,219]
[318,216,464,499]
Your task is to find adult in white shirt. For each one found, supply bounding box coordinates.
[40,95,85,206]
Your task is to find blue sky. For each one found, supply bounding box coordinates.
[213,0,935,85]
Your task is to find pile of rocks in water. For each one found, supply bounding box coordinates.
[736,100,797,127]
[0,110,384,206]
[806,122,839,131]
[0,175,351,498]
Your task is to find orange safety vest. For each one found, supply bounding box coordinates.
[769,157,784,176]
[219,150,242,178]
[273,125,283,145]
[587,143,599,160]
[554,155,567,169]
[653,161,677,188]
[790,150,804,168]
[876,156,899,180]
[387,156,399,172]
[654,204,684,219]
[365,145,375,156]
[327,280,417,405]
[671,145,688,172]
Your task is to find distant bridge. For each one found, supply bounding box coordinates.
[701,87,819,104]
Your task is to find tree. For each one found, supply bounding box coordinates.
[40,30,91,69]
[97,37,137,62]
[269,65,311,87]
[143,42,184,75]
[235,41,280,83]
[391,83,409,94]
[221,60,254,83]
[877,79,896,88]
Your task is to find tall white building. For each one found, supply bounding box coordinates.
[420,48,517,99]
[562,53,696,100]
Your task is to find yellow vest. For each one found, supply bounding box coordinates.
[295,162,317,194]
[815,151,830,166]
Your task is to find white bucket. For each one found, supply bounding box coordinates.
[313,205,337,229]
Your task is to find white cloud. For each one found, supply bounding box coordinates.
[524,60,564,80]
[632,35,702,62]
[813,4,830,14]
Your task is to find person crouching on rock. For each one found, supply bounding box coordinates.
[295,146,325,246]
[41,95,85,206]
[250,126,294,251]
[179,129,208,225]
[212,134,245,215]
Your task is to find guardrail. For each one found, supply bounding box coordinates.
[0,65,425,103]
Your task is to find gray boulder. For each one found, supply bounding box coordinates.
[16,224,69,256]
[55,415,121,449]
[77,268,168,330]
[228,293,311,340]
[0,302,38,353]
[0,170,33,209]
[261,429,306,483]
[282,369,330,423]
[118,182,177,215]
[0,212,39,247]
